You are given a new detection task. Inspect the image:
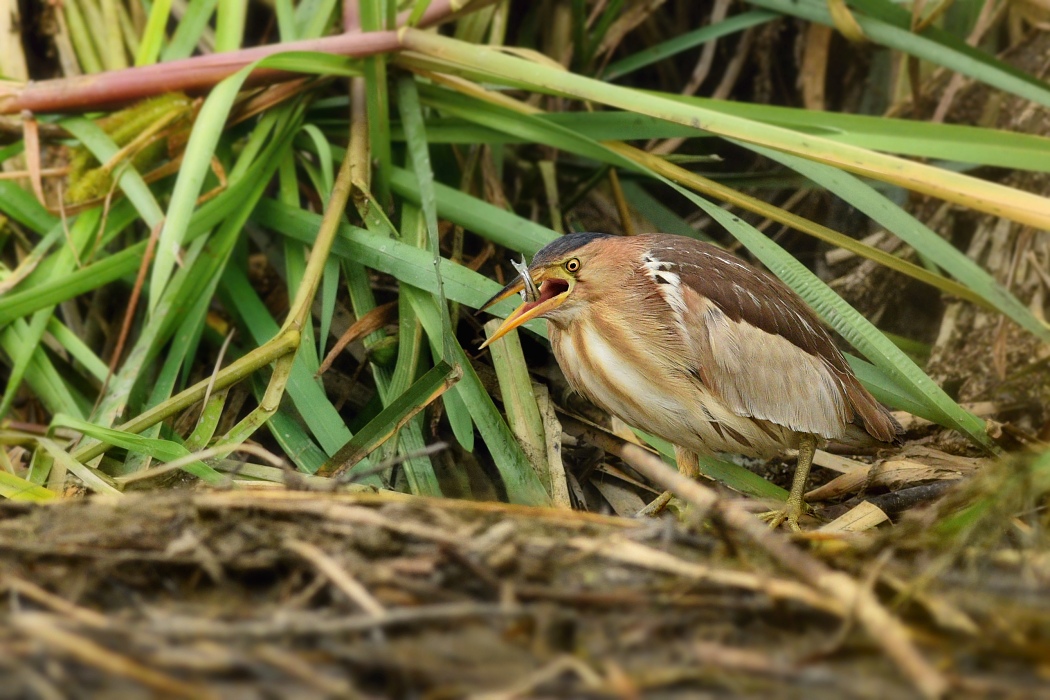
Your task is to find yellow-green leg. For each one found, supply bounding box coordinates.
[637,446,699,517]
[760,434,817,532]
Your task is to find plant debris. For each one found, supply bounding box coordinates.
[0,487,1046,698]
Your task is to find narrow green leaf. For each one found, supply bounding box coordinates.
[405,285,550,506]
[251,198,547,335]
[751,144,1050,345]
[161,0,219,61]
[485,322,553,497]
[605,10,776,80]
[135,0,173,65]
[295,0,338,38]
[47,318,108,383]
[321,361,456,488]
[398,79,449,324]
[360,0,393,205]
[0,469,58,501]
[394,206,462,479]
[389,167,555,255]
[52,414,226,484]
[214,0,246,52]
[0,321,85,418]
[0,242,144,328]
[0,181,58,233]
[37,438,122,496]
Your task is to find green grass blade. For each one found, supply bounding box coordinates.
[397,76,457,359]
[662,95,1050,173]
[0,321,85,418]
[604,10,776,80]
[404,285,550,506]
[219,261,360,463]
[161,0,218,61]
[0,181,58,233]
[484,321,555,498]
[360,0,393,205]
[134,0,172,66]
[251,198,546,334]
[751,144,1050,344]
[321,361,456,490]
[214,0,246,52]
[47,318,108,383]
[0,242,144,327]
[389,167,555,255]
[0,469,58,501]
[398,205,467,470]
[52,414,226,484]
[618,180,709,240]
[37,438,122,495]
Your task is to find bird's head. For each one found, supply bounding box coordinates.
[478,232,616,348]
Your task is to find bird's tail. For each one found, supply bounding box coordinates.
[834,408,905,451]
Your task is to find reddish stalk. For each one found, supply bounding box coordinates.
[0,0,476,115]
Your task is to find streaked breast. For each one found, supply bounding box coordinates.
[549,319,794,458]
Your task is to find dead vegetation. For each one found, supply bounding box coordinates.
[0,476,1046,698]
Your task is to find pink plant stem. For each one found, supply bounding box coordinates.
[0,0,463,115]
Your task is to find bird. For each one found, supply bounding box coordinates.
[479,232,902,530]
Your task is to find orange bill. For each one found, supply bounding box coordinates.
[478,273,570,349]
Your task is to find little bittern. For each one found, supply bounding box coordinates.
[480,232,902,530]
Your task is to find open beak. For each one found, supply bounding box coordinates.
[478,271,570,349]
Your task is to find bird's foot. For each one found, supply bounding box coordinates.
[636,490,674,518]
[758,500,805,532]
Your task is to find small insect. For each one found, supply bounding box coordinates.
[511,257,540,303]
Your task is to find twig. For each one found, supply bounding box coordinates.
[284,539,387,618]
[144,602,530,639]
[2,574,110,628]
[113,442,287,485]
[254,645,362,698]
[567,536,843,617]
[12,613,210,699]
[189,488,637,528]
[472,655,604,700]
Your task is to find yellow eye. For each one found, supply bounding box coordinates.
[565,258,581,273]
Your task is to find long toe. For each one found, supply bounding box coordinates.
[758,504,803,532]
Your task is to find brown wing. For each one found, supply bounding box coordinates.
[641,235,901,443]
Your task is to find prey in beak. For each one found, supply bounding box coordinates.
[478,259,571,349]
